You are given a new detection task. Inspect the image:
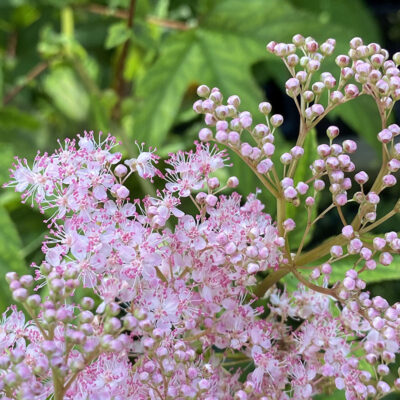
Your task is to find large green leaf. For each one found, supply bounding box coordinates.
[329,255,400,284]
[0,206,29,312]
[133,30,204,145]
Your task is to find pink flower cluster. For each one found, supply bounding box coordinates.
[2,34,400,399]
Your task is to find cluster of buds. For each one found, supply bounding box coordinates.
[3,267,129,400]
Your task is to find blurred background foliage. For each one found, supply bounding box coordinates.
[0,0,400,397]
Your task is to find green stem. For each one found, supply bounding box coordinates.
[295,234,347,266]
[253,268,291,297]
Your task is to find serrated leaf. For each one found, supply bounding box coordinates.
[133,30,203,145]
[43,66,89,121]
[105,22,131,49]
[0,206,28,312]
[288,0,380,43]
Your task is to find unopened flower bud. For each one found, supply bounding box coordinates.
[270,114,283,128]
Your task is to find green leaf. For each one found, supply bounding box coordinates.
[42,65,90,121]
[288,0,380,43]
[286,129,318,248]
[330,95,382,149]
[329,255,400,284]
[0,107,41,131]
[133,30,203,145]
[0,206,28,313]
[314,390,345,400]
[105,22,131,49]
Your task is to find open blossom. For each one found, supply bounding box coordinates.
[165,142,230,196]
[3,34,400,400]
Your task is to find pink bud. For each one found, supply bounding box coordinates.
[344,84,359,98]
[253,124,269,137]
[114,164,128,178]
[227,176,239,188]
[283,218,296,231]
[258,102,272,115]
[348,238,363,254]
[199,128,213,141]
[341,225,354,239]
[330,245,343,258]
[305,196,315,206]
[296,182,309,195]
[379,252,393,266]
[205,194,218,207]
[263,143,275,156]
[228,131,240,145]
[226,96,240,109]
[354,171,369,184]
[225,242,237,255]
[330,90,344,103]
[215,130,228,142]
[366,192,380,204]
[373,237,386,250]
[257,159,273,174]
[311,103,324,115]
[383,174,396,186]
[285,78,300,95]
[280,153,292,165]
[247,263,260,274]
[197,85,210,97]
[317,144,331,157]
[241,143,253,157]
[388,158,400,172]
[283,186,297,200]
[365,259,376,270]
[335,193,347,206]
[193,100,203,113]
[342,140,357,153]
[321,263,332,274]
[292,34,305,46]
[290,146,304,159]
[313,179,325,191]
[335,55,350,67]
[270,114,283,127]
[377,128,392,143]
[311,268,320,279]
[326,125,339,139]
[360,247,372,260]
[281,177,294,189]
[207,177,220,189]
[266,41,277,53]
[116,185,129,199]
[343,277,356,290]
[376,79,389,95]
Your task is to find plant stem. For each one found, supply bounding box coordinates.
[290,268,338,299]
[253,268,291,297]
[296,234,347,266]
[360,209,397,234]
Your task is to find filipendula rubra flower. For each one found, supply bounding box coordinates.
[2,35,400,399]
